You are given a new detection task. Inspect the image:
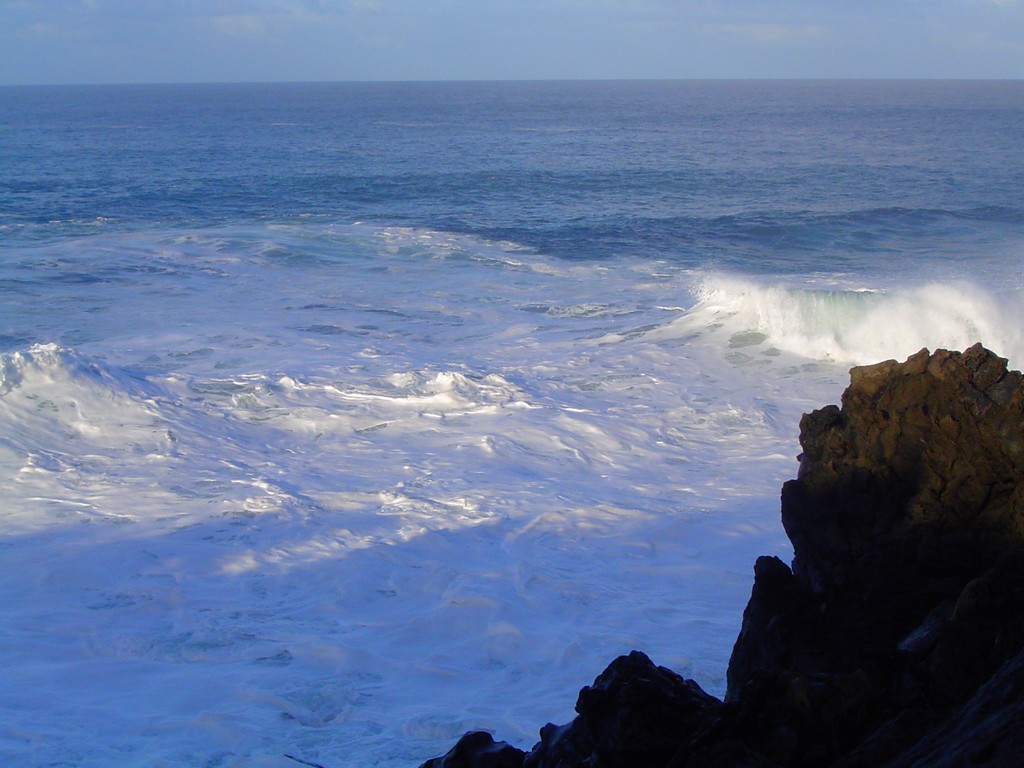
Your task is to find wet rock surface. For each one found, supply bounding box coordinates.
[420,345,1024,768]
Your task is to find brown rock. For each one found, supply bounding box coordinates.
[729,345,1024,766]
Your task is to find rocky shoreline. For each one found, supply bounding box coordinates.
[420,345,1024,768]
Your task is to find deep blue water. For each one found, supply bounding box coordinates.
[3,80,1023,271]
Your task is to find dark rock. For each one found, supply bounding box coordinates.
[881,646,1024,768]
[420,346,1024,768]
[673,738,783,768]
[523,651,720,768]
[419,730,526,768]
[728,344,1024,766]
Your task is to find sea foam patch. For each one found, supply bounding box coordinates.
[5,225,975,767]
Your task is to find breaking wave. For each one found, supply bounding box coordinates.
[673,275,1024,367]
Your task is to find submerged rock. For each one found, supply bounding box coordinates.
[420,345,1024,768]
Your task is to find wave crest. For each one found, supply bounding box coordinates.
[0,343,167,448]
[677,276,1024,367]
[1,343,133,396]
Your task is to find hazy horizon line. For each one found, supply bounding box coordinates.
[3,76,1023,89]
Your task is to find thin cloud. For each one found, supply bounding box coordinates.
[23,21,90,38]
[203,1,337,39]
[210,14,268,37]
[713,22,827,44]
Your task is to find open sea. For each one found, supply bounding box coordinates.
[2,80,1023,767]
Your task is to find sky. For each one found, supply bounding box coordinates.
[1,0,1023,85]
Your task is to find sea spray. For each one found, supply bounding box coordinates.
[682,274,1024,367]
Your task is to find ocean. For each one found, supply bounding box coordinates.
[1,80,1023,767]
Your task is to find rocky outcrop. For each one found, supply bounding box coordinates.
[420,731,526,768]
[420,345,1024,768]
[523,651,720,768]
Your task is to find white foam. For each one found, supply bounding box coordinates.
[6,224,1014,766]
[659,273,1024,368]
[0,344,178,527]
